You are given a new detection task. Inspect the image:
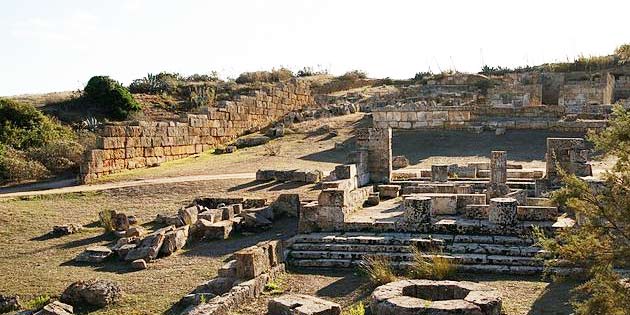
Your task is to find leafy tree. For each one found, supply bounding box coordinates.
[536,104,630,315]
[84,76,141,120]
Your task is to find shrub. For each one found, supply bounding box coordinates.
[339,70,367,81]
[235,68,294,84]
[407,247,456,280]
[26,140,84,173]
[0,98,74,149]
[84,76,141,120]
[342,302,365,315]
[614,44,630,63]
[359,254,397,286]
[129,72,182,94]
[263,281,284,295]
[297,66,329,77]
[0,146,49,181]
[98,209,116,232]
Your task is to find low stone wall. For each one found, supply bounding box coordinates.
[80,80,314,182]
[559,73,614,113]
[371,104,607,131]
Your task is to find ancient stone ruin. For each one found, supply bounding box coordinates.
[290,126,592,274]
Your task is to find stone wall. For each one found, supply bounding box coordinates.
[545,137,592,185]
[371,104,607,131]
[559,73,614,113]
[80,80,314,182]
[488,73,543,107]
[613,73,630,102]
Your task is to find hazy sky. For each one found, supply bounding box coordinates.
[1,0,628,96]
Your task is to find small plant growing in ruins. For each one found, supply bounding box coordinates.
[407,247,456,280]
[359,254,398,286]
[23,295,50,311]
[341,302,365,315]
[98,209,115,232]
[263,281,284,295]
[263,142,282,156]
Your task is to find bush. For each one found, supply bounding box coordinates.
[0,98,85,182]
[339,70,367,81]
[23,295,51,311]
[98,209,116,232]
[0,98,74,150]
[84,76,141,120]
[0,146,49,181]
[128,72,182,94]
[407,247,456,280]
[359,255,397,286]
[615,44,630,63]
[235,68,294,84]
[342,302,365,315]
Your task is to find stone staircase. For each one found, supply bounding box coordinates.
[287,232,555,275]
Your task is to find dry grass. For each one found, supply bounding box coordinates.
[359,255,398,286]
[263,142,282,156]
[407,246,456,280]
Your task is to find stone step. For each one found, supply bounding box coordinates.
[291,233,534,246]
[288,251,543,266]
[289,259,547,275]
[290,242,546,258]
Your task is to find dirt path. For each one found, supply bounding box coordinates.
[0,173,256,199]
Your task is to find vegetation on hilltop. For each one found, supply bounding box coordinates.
[536,104,630,314]
[84,76,141,120]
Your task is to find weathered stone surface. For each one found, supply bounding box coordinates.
[124,226,171,261]
[220,206,235,221]
[489,198,518,226]
[268,294,341,315]
[75,246,112,263]
[33,301,74,315]
[179,206,199,226]
[155,214,184,227]
[234,135,270,148]
[392,155,409,169]
[60,279,123,308]
[371,280,501,315]
[490,151,507,184]
[193,277,237,295]
[125,226,146,238]
[431,164,449,182]
[403,196,431,226]
[112,213,129,231]
[378,185,400,199]
[218,260,237,278]
[131,259,147,270]
[241,212,273,229]
[272,194,301,217]
[205,221,233,240]
[335,164,357,180]
[160,225,189,255]
[366,192,380,206]
[52,224,82,236]
[235,245,270,279]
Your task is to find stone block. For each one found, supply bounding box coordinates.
[235,245,270,279]
[75,246,112,263]
[377,184,400,199]
[318,189,347,207]
[489,197,518,226]
[403,196,432,225]
[205,220,234,240]
[334,164,357,180]
[269,294,341,315]
[431,164,449,182]
[160,225,189,255]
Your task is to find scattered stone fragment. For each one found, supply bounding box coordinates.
[241,212,273,230]
[155,214,184,227]
[204,221,233,240]
[124,226,171,261]
[160,225,189,255]
[365,192,380,206]
[60,279,123,308]
[131,259,147,270]
[125,226,146,238]
[179,206,199,226]
[52,224,82,236]
[34,301,74,315]
[234,135,270,148]
[127,215,138,225]
[75,246,112,263]
[268,294,341,315]
[112,213,129,231]
[392,155,410,169]
[0,294,20,313]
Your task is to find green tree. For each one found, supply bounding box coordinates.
[84,76,141,120]
[536,104,630,315]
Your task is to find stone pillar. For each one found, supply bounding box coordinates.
[490,151,507,184]
[356,127,392,184]
[489,197,518,225]
[431,164,449,182]
[403,196,432,226]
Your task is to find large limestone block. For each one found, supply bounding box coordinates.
[235,245,270,279]
[160,225,189,255]
[268,294,341,315]
[403,196,432,225]
[489,198,518,226]
[124,226,171,261]
[431,164,449,182]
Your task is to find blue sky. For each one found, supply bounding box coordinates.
[1,0,629,95]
